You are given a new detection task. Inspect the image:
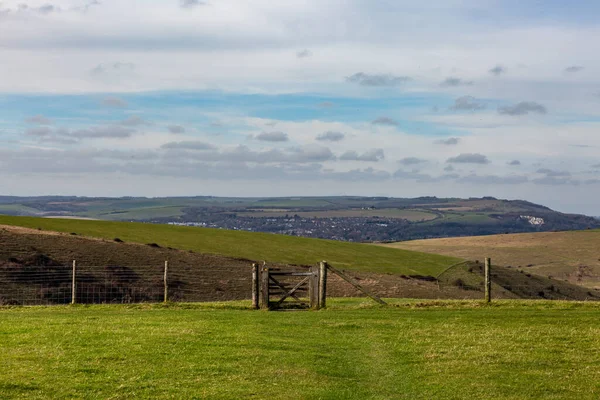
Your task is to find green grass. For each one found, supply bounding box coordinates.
[1,300,599,399]
[0,215,460,275]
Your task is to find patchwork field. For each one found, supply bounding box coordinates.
[384,230,600,288]
[1,301,599,399]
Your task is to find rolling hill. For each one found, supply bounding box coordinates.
[0,215,458,275]
[2,215,599,304]
[383,230,600,289]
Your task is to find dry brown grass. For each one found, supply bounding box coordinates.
[381,230,600,289]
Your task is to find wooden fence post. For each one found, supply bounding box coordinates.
[251,263,259,309]
[260,266,270,310]
[71,260,77,305]
[484,257,491,303]
[164,261,169,303]
[309,265,320,309]
[318,261,327,309]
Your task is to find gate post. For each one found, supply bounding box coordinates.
[251,263,259,309]
[259,266,270,310]
[318,261,327,309]
[309,265,320,309]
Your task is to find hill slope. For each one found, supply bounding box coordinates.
[383,230,600,288]
[0,215,459,275]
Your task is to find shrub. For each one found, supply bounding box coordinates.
[452,278,465,288]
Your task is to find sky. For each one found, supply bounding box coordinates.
[1,1,600,214]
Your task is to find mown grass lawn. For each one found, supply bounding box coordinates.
[0,215,460,275]
[1,300,599,399]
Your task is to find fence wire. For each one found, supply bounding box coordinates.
[0,264,251,306]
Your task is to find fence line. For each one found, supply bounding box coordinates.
[0,261,251,306]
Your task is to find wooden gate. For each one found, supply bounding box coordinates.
[251,261,385,311]
[252,263,326,310]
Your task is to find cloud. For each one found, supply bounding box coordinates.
[316,131,345,142]
[498,101,547,116]
[327,168,391,181]
[435,137,460,145]
[447,153,490,164]
[393,169,457,183]
[160,144,335,165]
[25,127,52,137]
[180,0,205,9]
[161,141,216,151]
[168,125,185,134]
[564,65,584,73]
[507,160,521,166]
[398,157,427,166]
[100,96,128,108]
[536,168,571,177]
[317,102,335,108]
[444,165,454,172]
[489,65,506,76]
[70,126,135,139]
[371,117,398,126]
[120,115,149,127]
[340,149,384,162]
[91,62,135,76]
[440,77,474,87]
[24,125,135,140]
[25,115,52,125]
[286,145,336,163]
[450,96,485,111]
[255,131,289,142]
[296,49,312,58]
[37,4,58,15]
[532,176,578,186]
[346,73,411,87]
[458,174,528,185]
[592,163,600,169]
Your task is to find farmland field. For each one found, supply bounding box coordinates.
[1,300,599,399]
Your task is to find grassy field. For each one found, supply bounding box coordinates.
[1,300,599,399]
[384,230,600,287]
[0,215,460,275]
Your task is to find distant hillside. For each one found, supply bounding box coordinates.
[383,230,600,289]
[0,196,598,242]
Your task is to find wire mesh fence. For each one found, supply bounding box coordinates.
[437,260,600,301]
[0,262,252,306]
